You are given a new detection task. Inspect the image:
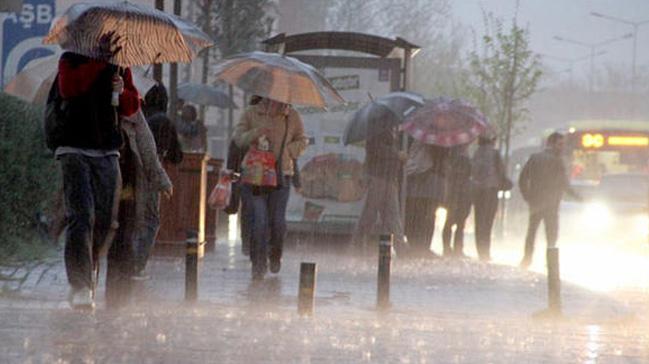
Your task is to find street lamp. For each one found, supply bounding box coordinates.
[590,12,649,93]
[540,51,607,83]
[553,33,632,93]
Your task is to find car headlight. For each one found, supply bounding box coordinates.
[581,202,613,231]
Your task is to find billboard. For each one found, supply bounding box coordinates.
[287,55,401,233]
[1,0,56,86]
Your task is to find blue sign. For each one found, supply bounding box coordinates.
[2,0,56,85]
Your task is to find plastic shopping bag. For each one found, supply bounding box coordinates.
[208,172,233,209]
[241,147,278,187]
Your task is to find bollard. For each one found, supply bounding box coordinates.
[377,234,393,310]
[298,262,317,315]
[185,238,199,302]
[546,247,561,314]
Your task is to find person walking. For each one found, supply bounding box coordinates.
[176,104,207,152]
[105,109,173,307]
[129,84,183,278]
[352,119,407,253]
[518,132,580,269]
[471,135,509,262]
[233,97,307,280]
[442,145,472,258]
[404,141,449,258]
[46,35,140,309]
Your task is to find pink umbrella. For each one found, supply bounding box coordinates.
[401,97,488,147]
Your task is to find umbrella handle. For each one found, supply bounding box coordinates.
[111,68,122,107]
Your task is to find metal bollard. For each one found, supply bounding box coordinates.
[185,238,199,302]
[298,262,317,315]
[377,234,393,310]
[546,247,561,314]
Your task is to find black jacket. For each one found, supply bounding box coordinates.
[518,149,576,209]
[46,53,121,151]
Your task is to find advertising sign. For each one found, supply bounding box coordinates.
[287,56,401,233]
[2,0,55,86]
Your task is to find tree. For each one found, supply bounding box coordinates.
[325,0,466,97]
[192,0,274,137]
[463,10,543,171]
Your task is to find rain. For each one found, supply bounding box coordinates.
[2,0,649,363]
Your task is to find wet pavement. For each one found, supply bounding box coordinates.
[1,229,649,363]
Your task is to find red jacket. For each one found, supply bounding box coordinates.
[58,57,140,116]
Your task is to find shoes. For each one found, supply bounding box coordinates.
[68,287,95,310]
[252,268,265,281]
[269,254,281,274]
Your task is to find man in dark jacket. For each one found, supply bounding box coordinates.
[50,34,140,309]
[518,132,580,269]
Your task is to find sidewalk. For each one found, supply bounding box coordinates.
[1,238,648,363]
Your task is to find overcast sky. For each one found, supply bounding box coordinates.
[453,0,649,79]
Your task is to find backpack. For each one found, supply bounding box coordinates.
[44,75,68,152]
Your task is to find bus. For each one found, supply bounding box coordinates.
[562,119,649,244]
[566,119,649,182]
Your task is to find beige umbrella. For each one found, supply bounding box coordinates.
[43,2,212,67]
[4,54,157,104]
[213,51,345,108]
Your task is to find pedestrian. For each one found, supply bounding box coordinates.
[46,33,140,309]
[518,132,580,269]
[176,104,207,152]
[442,145,472,258]
[105,109,173,307]
[404,141,449,258]
[471,134,510,262]
[233,96,307,280]
[130,84,182,278]
[352,118,407,254]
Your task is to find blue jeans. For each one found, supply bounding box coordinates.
[243,180,291,274]
[60,154,119,291]
[239,183,254,257]
[134,190,160,272]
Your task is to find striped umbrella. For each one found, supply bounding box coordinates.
[401,97,488,147]
[42,1,212,67]
[213,51,345,108]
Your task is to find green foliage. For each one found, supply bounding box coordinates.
[194,0,274,59]
[462,11,543,155]
[0,93,59,261]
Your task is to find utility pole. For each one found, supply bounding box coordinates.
[169,0,182,121]
[553,33,632,94]
[590,12,649,93]
[153,0,164,83]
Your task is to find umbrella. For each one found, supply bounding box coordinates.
[42,2,213,67]
[177,82,237,109]
[212,51,344,108]
[343,91,424,145]
[401,97,488,147]
[4,54,157,104]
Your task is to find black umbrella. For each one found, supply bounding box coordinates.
[177,82,237,109]
[343,91,424,145]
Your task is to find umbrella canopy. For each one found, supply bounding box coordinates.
[43,1,213,67]
[401,97,488,147]
[212,51,344,108]
[343,91,424,145]
[177,82,237,109]
[4,54,156,104]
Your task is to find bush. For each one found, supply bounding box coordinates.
[0,92,59,261]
